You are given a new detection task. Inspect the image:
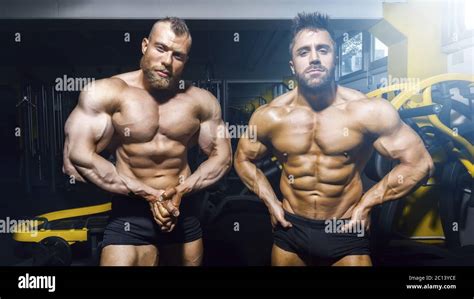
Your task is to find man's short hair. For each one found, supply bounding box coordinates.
[289,12,335,56]
[149,17,191,38]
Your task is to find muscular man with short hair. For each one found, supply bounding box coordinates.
[63,17,232,266]
[234,12,434,266]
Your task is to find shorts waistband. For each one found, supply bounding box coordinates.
[283,211,350,229]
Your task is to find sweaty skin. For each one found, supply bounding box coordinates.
[63,21,231,266]
[234,28,434,266]
[64,76,230,208]
[64,76,231,265]
[236,87,432,219]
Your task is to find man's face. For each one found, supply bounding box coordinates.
[290,29,336,92]
[140,22,191,90]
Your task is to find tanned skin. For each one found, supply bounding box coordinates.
[234,29,434,266]
[63,21,231,266]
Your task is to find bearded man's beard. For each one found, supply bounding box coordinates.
[140,56,178,90]
[295,64,335,94]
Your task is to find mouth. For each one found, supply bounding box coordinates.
[306,68,325,75]
[155,69,171,78]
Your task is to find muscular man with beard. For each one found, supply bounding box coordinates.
[234,12,434,266]
[63,18,232,266]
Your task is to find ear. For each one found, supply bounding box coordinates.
[141,38,149,55]
[289,60,295,75]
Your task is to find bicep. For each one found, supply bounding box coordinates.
[361,99,417,162]
[65,97,113,164]
[373,122,426,164]
[197,117,222,155]
[197,94,230,156]
[235,109,271,162]
[235,135,269,163]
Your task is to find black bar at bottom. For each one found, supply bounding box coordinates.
[0,266,473,298]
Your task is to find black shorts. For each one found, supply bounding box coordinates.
[101,193,202,249]
[273,211,370,264]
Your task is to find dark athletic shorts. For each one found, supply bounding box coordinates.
[101,193,202,249]
[273,211,370,263]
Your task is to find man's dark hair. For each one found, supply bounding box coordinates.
[289,12,335,56]
[149,17,191,38]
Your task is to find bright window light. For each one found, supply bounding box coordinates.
[373,37,388,61]
[465,0,474,30]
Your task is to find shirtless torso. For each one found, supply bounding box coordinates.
[64,72,226,202]
[259,86,374,220]
[101,73,208,192]
[63,19,231,266]
[235,84,433,265]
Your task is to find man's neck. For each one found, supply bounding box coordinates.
[296,82,337,111]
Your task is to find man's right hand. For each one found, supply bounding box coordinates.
[149,199,176,232]
[268,200,292,229]
[120,177,175,231]
[148,187,182,232]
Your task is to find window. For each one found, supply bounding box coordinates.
[340,32,363,77]
[443,0,474,46]
[372,36,388,61]
[465,0,474,30]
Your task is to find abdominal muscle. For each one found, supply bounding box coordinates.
[114,144,192,192]
[279,158,364,220]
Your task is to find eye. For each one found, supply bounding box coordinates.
[174,53,185,61]
[319,48,328,54]
[299,50,308,56]
[156,46,165,53]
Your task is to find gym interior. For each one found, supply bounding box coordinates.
[0,0,473,266]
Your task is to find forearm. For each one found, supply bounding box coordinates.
[72,152,132,194]
[176,152,231,195]
[234,158,279,208]
[70,152,158,200]
[358,160,433,209]
[63,141,87,183]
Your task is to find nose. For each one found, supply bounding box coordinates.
[309,48,321,65]
[162,51,172,66]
